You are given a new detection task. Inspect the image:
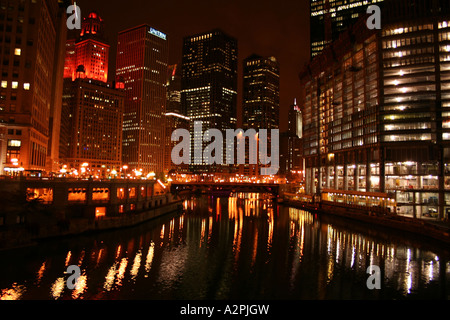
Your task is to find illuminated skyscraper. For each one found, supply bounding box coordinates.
[242,55,280,130]
[280,100,303,177]
[164,64,189,173]
[241,54,280,176]
[0,0,66,175]
[310,0,384,57]
[116,25,169,175]
[167,64,182,114]
[181,29,238,172]
[301,0,450,219]
[60,78,124,176]
[64,11,109,83]
[60,11,124,176]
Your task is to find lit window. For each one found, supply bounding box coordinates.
[14,48,21,56]
[7,140,21,147]
[12,82,18,89]
[1,81,7,88]
[95,207,106,218]
[23,83,30,90]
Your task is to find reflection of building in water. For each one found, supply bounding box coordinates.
[1,198,447,300]
[288,207,444,296]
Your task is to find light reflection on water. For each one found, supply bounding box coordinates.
[0,193,449,300]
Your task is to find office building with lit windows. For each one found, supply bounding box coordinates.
[59,78,124,176]
[164,64,189,173]
[167,64,182,115]
[300,0,450,220]
[181,29,238,172]
[0,0,66,175]
[280,100,303,178]
[241,54,280,176]
[60,10,124,177]
[310,0,385,57]
[116,24,169,175]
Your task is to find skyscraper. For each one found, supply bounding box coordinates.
[64,11,109,83]
[242,55,280,130]
[241,54,280,176]
[281,99,303,178]
[60,11,124,176]
[60,78,124,176]
[166,64,182,114]
[164,64,189,174]
[310,0,384,57]
[116,25,169,175]
[300,0,450,219]
[181,29,238,172]
[0,0,66,175]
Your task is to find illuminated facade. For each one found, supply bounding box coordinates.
[59,78,124,176]
[280,100,303,177]
[310,0,384,57]
[181,29,238,172]
[241,55,280,176]
[243,55,280,130]
[167,64,182,114]
[0,0,66,174]
[164,64,189,173]
[116,24,169,174]
[63,11,109,83]
[300,0,450,220]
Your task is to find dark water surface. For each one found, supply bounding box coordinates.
[0,193,449,300]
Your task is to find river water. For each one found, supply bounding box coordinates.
[0,193,449,300]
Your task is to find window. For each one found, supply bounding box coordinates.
[23,83,30,90]
[7,140,21,147]
[11,81,18,89]
[14,48,20,56]
[1,81,6,88]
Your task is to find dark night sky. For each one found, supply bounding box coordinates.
[75,0,311,130]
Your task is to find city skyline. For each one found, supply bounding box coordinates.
[74,0,311,131]
[1,0,450,305]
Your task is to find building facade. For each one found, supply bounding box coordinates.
[300,0,450,220]
[310,0,385,57]
[63,11,109,83]
[116,25,169,175]
[280,100,303,179]
[60,78,124,177]
[181,29,238,172]
[167,64,182,114]
[164,64,190,174]
[241,54,280,176]
[0,0,66,175]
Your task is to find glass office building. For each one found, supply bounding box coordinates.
[310,0,385,58]
[300,0,450,220]
[181,29,238,172]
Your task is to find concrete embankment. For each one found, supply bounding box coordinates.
[0,200,183,251]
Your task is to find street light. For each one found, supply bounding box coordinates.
[121,165,129,179]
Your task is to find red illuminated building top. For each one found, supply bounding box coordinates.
[64,11,109,83]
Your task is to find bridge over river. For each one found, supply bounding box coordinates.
[170,181,281,196]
